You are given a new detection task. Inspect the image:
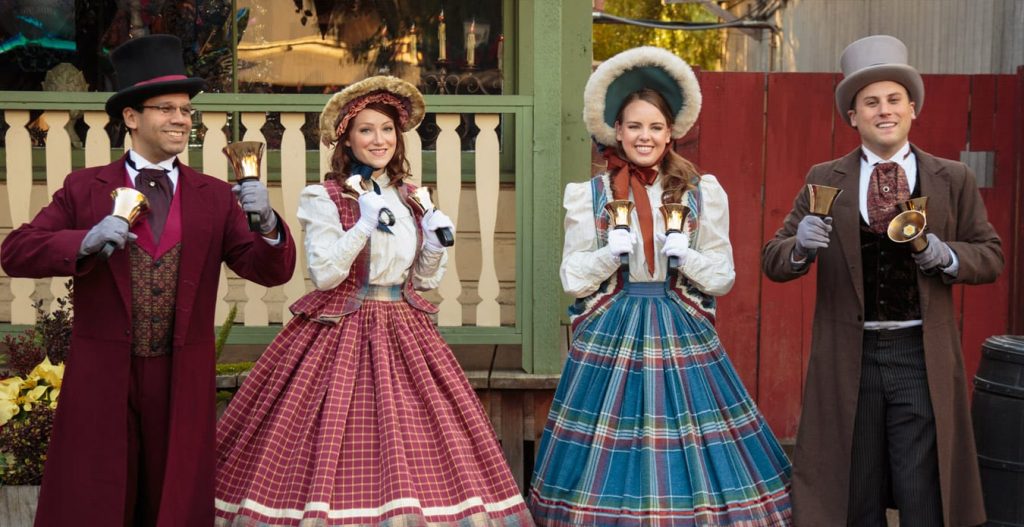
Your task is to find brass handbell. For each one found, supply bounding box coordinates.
[100,187,149,260]
[223,141,265,231]
[887,209,929,253]
[807,184,843,217]
[659,203,690,269]
[898,196,929,213]
[344,175,396,228]
[409,187,454,247]
[604,199,634,266]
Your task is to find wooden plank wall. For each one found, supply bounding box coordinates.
[686,71,1021,439]
[724,0,1024,75]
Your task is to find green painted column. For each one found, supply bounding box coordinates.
[520,0,592,374]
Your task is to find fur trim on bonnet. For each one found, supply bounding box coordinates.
[584,46,702,147]
[319,76,426,146]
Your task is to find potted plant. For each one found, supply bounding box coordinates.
[0,284,72,523]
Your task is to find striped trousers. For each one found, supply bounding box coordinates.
[847,326,943,527]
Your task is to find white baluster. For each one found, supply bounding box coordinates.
[279,112,307,321]
[201,112,232,323]
[240,112,270,326]
[474,114,501,326]
[434,114,462,326]
[5,111,35,324]
[45,111,72,308]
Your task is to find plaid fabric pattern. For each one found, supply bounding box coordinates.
[530,281,792,526]
[216,297,532,527]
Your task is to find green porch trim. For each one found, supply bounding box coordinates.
[0,324,521,346]
[518,1,591,374]
[0,92,534,112]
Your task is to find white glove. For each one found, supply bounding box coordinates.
[794,215,832,257]
[353,192,387,235]
[80,215,138,256]
[232,181,277,233]
[660,232,691,268]
[421,209,455,252]
[606,228,634,257]
[912,233,953,270]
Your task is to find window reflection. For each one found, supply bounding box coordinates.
[0,1,505,95]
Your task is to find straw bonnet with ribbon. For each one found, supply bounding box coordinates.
[835,35,924,121]
[105,35,206,118]
[583,46,702,275]
[319,75,426,147]
[583,46,702,148]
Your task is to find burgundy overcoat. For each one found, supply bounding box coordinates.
[761,146,1002,527]
[0,155,296,526]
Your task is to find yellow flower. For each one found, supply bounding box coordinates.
[0,400,18,426]
[29,358,63,389]
[0,377,21,402]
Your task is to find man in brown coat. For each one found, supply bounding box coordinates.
[762,35,1002,526]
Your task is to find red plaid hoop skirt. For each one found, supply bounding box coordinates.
[216,296,533,526]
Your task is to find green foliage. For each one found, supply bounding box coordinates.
[216,362,254,376]
[214,304,238,363]
[594,1,723,70]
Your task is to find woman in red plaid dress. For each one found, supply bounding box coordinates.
[215,76,533,527]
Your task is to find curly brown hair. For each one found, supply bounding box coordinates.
[611,88,701,204]
[325,102,411,191]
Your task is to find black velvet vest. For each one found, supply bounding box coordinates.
[860,182,922,322]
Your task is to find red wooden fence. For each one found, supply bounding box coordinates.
[679,70,1022,440]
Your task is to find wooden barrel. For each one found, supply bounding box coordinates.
[972,335,1024,526]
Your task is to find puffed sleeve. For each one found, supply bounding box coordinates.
[411,245,448,290]
[560,181,622,298]
[296,185,371,291]
[680,175,736,296]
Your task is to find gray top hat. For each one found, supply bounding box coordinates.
[835,35,924,121]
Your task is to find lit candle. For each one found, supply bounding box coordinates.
[466,19,476,66]
[438,11,446,61]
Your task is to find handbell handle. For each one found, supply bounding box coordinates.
[99,187,149,261]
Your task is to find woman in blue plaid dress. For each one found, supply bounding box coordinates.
[528,47,792,526]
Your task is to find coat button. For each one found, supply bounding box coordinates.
[124,329,130,336]
[152,287,163,296]
[151,316,161,323]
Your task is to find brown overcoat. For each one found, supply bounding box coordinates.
[762,146,1003,527]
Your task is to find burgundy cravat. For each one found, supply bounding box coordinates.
[866,161,910,233]
[136,168,172,242]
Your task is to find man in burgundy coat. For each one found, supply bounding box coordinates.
[0,35,296,526]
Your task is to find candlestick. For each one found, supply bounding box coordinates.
[438,11,446,62]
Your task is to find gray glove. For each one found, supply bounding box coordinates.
[912,233,953,270]
[233,181,277,233]
[794,215,832,257]
[80,215,137,256]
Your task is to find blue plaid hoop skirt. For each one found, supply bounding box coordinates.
[529,281,792,526]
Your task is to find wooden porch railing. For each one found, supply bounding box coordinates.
[0,93,536,362]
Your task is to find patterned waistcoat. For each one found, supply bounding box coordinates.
[567,173,717,333]
[129,244,181,356]
[289,178,438,323]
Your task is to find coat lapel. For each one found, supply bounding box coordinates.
[827,148,865,310]
[913,145,950,319]
[172,164,215,347]
[92,155,133,312]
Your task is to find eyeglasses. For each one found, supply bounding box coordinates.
[139,105,197,118]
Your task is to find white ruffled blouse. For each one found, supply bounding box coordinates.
[296,173,448,291]
[560,173,735,298]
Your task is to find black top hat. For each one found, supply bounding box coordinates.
[104,35,206,118]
